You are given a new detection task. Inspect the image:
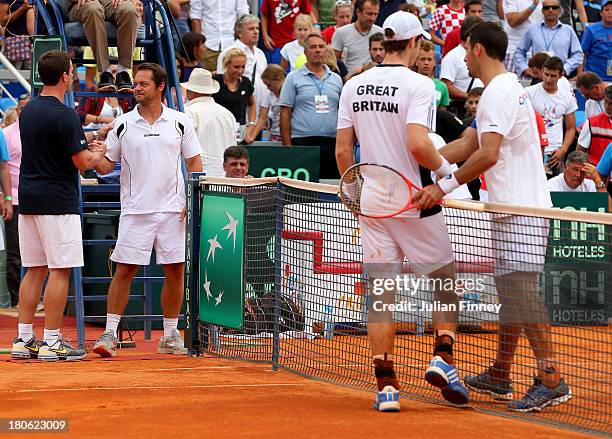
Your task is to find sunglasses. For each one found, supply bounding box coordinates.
[336,0,352,5]
[542,5,560,10]
[18,94,29,100]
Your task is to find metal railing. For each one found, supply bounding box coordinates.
[0,52,31,117]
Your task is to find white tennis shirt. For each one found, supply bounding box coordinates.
[476,73,552,208]
[338,65,438,218]
[105,105,202,215]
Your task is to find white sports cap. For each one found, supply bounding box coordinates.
[382,11,431,41]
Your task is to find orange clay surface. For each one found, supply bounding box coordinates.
[0,315,600,439]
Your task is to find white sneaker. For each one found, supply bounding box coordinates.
[38,338,87,361]
[158,329,188,355]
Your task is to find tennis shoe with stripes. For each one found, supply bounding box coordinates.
[158,329,188,355]
[373,385,400,412]
[38,338,87,361]
[507,377,572,412]
[464,368,513,400]
[93,330,118,357]
[425,356,469,405]
[11,336,42,359]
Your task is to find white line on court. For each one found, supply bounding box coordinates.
[14,383,305,393]
[117,366,241,372]
[2,365,241,375]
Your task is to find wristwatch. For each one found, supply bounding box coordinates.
[596,181,605,189]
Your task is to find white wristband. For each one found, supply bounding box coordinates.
[437,174,460,194]
[434,157,453,178]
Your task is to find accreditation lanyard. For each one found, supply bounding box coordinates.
[310,73,330,114]
[541,24,561,55]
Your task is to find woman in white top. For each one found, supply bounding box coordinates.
[280,14,313,71]
[253,64,285,141]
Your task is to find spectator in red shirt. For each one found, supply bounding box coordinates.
[428,0,465,47]
[443,0,482,57]
[261,0,314,65]
[321,1,353,44]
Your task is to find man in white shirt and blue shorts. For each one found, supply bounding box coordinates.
[415,21,572,413]
[336,11,469,412]
[92,63,203,357]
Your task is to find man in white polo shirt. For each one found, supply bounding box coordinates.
[92,63,203,357]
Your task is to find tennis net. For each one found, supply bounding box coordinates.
[185,176,612,436]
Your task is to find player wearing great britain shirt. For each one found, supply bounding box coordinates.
[415,22,572,413]
[336,11,469,413]
[91,63,203,358]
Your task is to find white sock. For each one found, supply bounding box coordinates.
[117,64,130,73]
[104,65,114,74]
[18,323,33,341]
[105,313,122,337]
[43,329,60,345]
[163,318,178,338]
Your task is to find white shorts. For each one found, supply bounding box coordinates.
[19,214,84,268]
[492,215,549,277]
[360,212,454,275]
[111,212,185,266]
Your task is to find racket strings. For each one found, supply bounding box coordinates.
[340,164,414,217]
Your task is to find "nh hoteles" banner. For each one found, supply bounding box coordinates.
[545,192,610,325]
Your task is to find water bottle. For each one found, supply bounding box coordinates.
[324,305,334,340]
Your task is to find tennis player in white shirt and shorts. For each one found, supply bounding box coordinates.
[336,11,470,413]
[415,21,572,413]
[91,63,203,358]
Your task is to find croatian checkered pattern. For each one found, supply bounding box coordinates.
[429,4,465,40]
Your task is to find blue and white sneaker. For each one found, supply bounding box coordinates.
[373,385,400,412]
[507,378,572,412]
[425,356,469,405]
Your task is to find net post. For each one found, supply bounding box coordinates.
[185,172,203,356]
[272,180,284,370]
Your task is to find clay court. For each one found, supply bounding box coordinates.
[0,315,604,438]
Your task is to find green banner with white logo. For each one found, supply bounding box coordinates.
[245,144,320,182]
[199,193,245,329]
[544,192,611,325]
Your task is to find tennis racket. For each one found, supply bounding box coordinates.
[339,163,470,218]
